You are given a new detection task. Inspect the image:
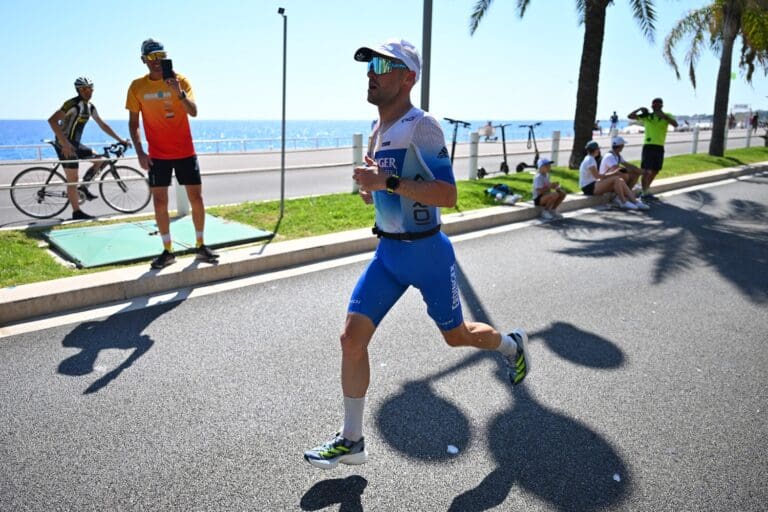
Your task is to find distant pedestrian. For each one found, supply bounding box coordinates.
[303,38,530,471]
[751,114,759,134]
[580,140,647,210]
[610,111,619,131]
[49,76,130,220]
[126,38,219,270]
[627,97,678,201]
[533,158,566,219]
[479,121,497,142]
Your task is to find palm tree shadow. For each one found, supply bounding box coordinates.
[58,292,187,394]
[552,191,768,303]
[371,263,629,510]
[300,475,368,512]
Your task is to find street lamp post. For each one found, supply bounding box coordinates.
[278,7,287,220]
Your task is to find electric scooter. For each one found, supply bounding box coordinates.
[516,122,542,172]
[444,117,471,163]
[477,123,512,179]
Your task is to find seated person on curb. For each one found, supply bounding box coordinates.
[532,158,565,220]
[599,136,647,194]
[48,76,131,220]
[580,140,648,210]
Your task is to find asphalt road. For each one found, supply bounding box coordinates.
[1,177,767,511]
[0,129,756,227]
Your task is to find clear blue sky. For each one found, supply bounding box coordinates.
[1,0,765,122]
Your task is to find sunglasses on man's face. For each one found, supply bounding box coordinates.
[368,56,409,75]
[144,52,167,62]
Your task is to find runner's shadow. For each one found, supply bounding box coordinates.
[58,292,186,394]
[372,262,629,509]
[300,475,367,512]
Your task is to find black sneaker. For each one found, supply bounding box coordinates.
[503,328,530,386]
[304,433,368,470]
[150,250,176,269]
[641,192,660,202]
[78,186,98,201]
[71,210,95,220]
[195,244,219,263]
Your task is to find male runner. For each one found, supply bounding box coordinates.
[303,39,530,470]
[49,76,130,220]
[126,38,218,269]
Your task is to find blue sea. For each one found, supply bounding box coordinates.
[0,118,629,161]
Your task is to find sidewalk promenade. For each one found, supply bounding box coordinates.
[1,161,764,328]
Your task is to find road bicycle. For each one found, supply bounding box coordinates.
[10,141,151,219]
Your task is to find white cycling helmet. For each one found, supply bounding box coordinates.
[74,76,94,88]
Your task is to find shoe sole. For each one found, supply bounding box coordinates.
[304,450,368,470]
[511,328,530,385]
[195,254,219,263]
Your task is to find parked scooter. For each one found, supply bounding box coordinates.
[444,117,471,164]
[477,123,513,179]
[516,122,542,172]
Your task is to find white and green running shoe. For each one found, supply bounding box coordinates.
[504,328,530,385]
[304,433,368,469]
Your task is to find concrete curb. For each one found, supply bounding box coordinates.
[1,162,764,326]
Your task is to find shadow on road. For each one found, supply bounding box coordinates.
[550,190,768,303]
[368,263,630,510]
[58,292,187,394]
[300,475,368,512]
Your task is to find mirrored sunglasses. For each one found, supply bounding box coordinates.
[368,56,409,75]
[144,52,168,61]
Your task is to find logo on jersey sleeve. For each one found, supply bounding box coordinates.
[437,146,449,159]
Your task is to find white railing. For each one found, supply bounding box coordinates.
[0,136,356,161]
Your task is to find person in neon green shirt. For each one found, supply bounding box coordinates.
[628,98,678,201]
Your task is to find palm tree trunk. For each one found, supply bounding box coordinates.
[569,0,609,169]
[709,2,741,156]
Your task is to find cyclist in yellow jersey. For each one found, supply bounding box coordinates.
[126,39,218,269]
[628,98,678,201]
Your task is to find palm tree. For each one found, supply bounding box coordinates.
[470,0,657,169]
[664,0,768,156]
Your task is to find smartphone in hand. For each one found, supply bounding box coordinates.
[161,59,175,80]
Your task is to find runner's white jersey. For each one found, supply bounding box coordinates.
[369,107,455,233]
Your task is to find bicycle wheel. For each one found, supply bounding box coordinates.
[10,167,70,219]
[99,166,151,213]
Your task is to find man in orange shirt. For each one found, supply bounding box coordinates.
[126,38,218,269]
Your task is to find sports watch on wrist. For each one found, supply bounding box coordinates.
[385,175,400,194]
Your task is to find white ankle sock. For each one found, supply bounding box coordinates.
[497,333,518,356]
[342,396,366,442]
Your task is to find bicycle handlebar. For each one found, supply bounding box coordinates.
[103,141,131,158]
[518,122,542,128]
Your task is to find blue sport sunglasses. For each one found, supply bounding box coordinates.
[368,56,409,75]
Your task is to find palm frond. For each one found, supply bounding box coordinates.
[469,0,494,35]
[516,0,533,17]
[628,0,657,42]
[575,0,586,26]
[663,7,711,85]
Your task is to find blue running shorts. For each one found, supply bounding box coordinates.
[348,232,463,331]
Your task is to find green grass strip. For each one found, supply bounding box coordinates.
[2,146,766,288]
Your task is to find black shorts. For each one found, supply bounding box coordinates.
[641,144,665,172]
[54,142,96,169]
[148,155,202,187]
[533,195,542,206]
[581,182,596,196]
